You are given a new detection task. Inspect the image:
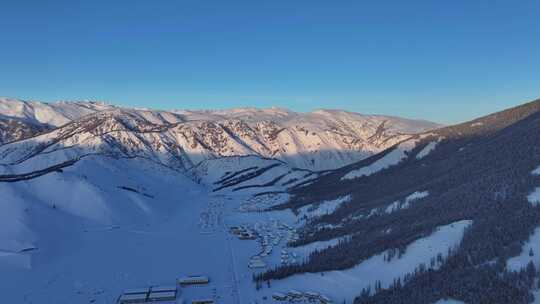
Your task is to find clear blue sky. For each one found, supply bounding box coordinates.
[1,1,539,124]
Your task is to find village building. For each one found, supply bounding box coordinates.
[248,259,267,269]
[117,292,148,304]
[178,275,210,286]
[304,291,320,299]
[147,291,177,302]
[191,298,215,304]
[287,290,303,298]
[271,292,288,301]
[123,288,150,295]
[150,286,177,293]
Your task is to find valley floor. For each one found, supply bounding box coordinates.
[0,188,243,303]
[0,182,312,303]
[0,178,471,304]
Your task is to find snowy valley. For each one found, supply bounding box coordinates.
[0,97,442,304]
[3,97,540,304]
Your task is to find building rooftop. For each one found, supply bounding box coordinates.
[123,287,150,295]
[148,291,177,300]
[118,293,148,301]
[151,286,177,293]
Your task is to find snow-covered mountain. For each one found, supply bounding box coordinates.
[0,97,115,126]
[174,107,440,171]
[262,98,540,303]
[0,96,444,303]
[0,98,439,185]
[0,98,115,144]
[0,118,49,145]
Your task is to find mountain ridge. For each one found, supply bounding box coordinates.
[0,97,441,175]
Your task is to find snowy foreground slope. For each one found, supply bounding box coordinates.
[0,157,212,302]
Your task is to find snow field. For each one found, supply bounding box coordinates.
[416,140,439,159]
[385,191,429,214]
[341,137,419,180]
[507,226,540,272]
[297,195,352,219]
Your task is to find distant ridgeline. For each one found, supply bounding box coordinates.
[256,98,540,303]
[0,97,440,173]
[0,97,440,195]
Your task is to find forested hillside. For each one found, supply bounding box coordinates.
[257,98,540,303]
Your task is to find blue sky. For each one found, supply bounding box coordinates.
[1,1,539,124]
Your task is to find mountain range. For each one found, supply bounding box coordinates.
[0,97,438,188]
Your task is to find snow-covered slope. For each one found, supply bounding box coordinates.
[0,97,116,126]
[0,117,49,145]
[260,220,471,303]
[190,156,318,194]
[265,98,540,303]
[173,107,440,171]
[0,156,230,303]
[0,156,195,255]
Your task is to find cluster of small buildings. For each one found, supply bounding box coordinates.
[238,194,284,212]
[258,228,279,259]
[272,290,333,303]
[198,201,224,233]
[231,221,282,269]
[230,225,257,240]
[279,249,298,266]
[278,223,300,265]
[230,220,303,270]
[117,275,213,304]
[230,223,272,269]
[282,224,300,244]
[249,255,267,269]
